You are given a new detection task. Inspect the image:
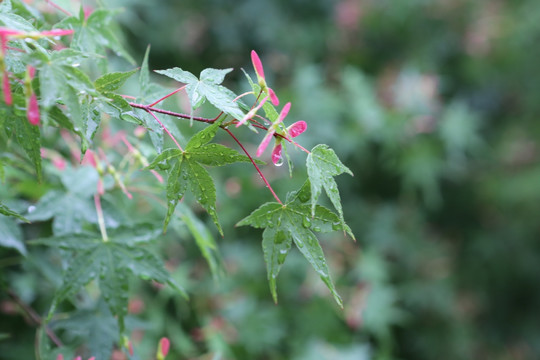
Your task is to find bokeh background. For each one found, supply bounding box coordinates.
[3,0,540,359]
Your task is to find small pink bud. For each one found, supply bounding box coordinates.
[74,357,82,360]
[287,120,307,138]
[88,357,96,360]
[159,337,170,357]
[27,93,40,126]
[251,50,265,81]
[271,142,282,165]
[3,70,11,105]
[56,354,64,360]
[128,340,134,356]
[27,65,36,79]
[53,157,66,171]
[134,126,146,138]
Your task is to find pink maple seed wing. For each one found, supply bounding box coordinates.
[268,88,279,106]
[256,131,275,157]
[288,120,307,138]
[251,50,265,80]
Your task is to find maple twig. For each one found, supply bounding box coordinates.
[224,127,283,205]
[146,109,184,151]
[128,103,309,153]
[148,85,186,107]
[7,289,64,348]
[129,102,214,123]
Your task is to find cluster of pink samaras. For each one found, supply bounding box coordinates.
[237,50,307,165]
[0,27,74,125]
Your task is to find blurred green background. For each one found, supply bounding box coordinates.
[4,0,540,359]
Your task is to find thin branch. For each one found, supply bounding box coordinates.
[148,85,186,107]
[45,0,72,16]
[224,127,283,205]
[129,102,215,124]
[146,109,184,151]
[7,289,64,348]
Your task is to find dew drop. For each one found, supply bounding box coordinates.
[274,156,284,167]
[72,63,80,68]
[302,217,311,228]
[27,205,36,213]
[278,250,287,265]
[313,226,321,232]
[332,222,341,231]
[296,241,304,249]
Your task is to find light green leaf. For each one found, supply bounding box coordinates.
[95,69,138,93]
[156,67,244,119]
[307,144,353,224]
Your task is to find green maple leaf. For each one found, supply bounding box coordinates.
[148,120,259,234]
[155,67,245,120]
[55,7,135,64]
[26,167,99,235]
[32,224,185,333]
[0,0,37,32]
[307,144,353,227]
[237,182,353,307]
[3,106,42,181]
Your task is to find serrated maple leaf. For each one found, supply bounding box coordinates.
[155,67,245,120]
[148,120,259,234]
[307,144,353,227]
[31,224,186,333]
[237,181,354,307]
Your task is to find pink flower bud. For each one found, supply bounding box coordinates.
[88,357,96,360]
[27,93,40,126]
[74,357,81,360]
[287,120,307,138]
[159,337,170,357]
[56,354,64,360]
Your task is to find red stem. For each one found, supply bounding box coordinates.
[128,103,309,153]
[146,109,184,151]
[224,128,283,205]
[148,85,186,107]
[46,0,72,16]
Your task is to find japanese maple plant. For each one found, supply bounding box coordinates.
[0,1,354,358]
